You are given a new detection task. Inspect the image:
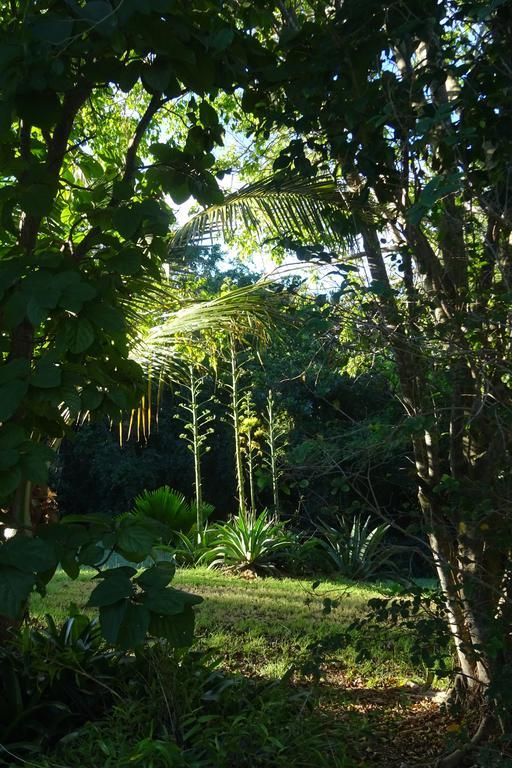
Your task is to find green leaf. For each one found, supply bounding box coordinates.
[0,536,56,573]
[30,16,74,45]
[100,600,150,649]
[80,1,117,35]
[0,424,26,449]
[87,302,125,333]
[108,248,143,276]
[16,93,61,130]
[143,586,202,615]
[59,280,97,313]
[2,292,27,329]
[80,386,103,411]
[149,605,195,647]
[0,566,34,617]
[112,205,142,239]
[60,552,80,580]
[136,561,176,591]
[0,466,21,498]
[19,441,55,484]
[0,449,18,470]
[116,603,150,649]
[19,184,56,217]
[407,173,463,225]
[141,59,173,93]
[99,599,127,644]
[64,317,96,354]
[0,379,29,420]
[0,359,30,385]
[116,521,156,561]
[78,542,104,566]
[209,27,234,51]
[88,569,134,607]
[31,355,62,388]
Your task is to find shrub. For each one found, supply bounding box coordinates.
[0,611,125,762]
[132,487,213,539]
[315,514,399,580]
[201,510,291,573]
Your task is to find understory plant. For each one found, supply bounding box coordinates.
[315,514,398,581]
[202,510,291,573]
[132,486,213,540]
[0,612,125,762]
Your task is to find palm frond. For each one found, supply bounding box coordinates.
[130,281,284,382]
[170,174,358,252]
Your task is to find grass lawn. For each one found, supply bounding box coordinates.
[27,568,454,768]
[31,567,419,681]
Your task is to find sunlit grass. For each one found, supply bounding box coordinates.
[30,567,421,682]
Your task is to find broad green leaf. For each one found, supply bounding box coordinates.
[31,355,62,388]
[86,301,125,333]
[99,600,151,649]
[19,184,56,216]
[60,552,80,580]
[80,1,117,35]
[88,569,134,607]
[81,386,103,411]
[2,291,27,329]
[136,561,176,591]
[112,205,143,239]
[30,15,74,45]
[143,586,202,615]
[64,317,96,354]
[0,424,26,449]
[99,599,127,644]
[19,440,57,486]
[0,379,29,420]
[0,566,34,617]
[0,449,18,470]
[78,542,104,566]
[149,605,195,647]
[116,603,150,650]
[141,59,173,93]
[0,358,30,385]
[116,521,156,561]
[59,280,97,313]
[0,536,56,573]
[0,466,21,498]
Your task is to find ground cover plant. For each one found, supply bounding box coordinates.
[22,567,467,768]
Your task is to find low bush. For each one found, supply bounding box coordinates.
[0,611,126,763]
[201,510,291,573]
[315,514,399,580]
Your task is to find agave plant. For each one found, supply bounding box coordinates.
[201,510,291,574]
[315,514,398,581]
[173,527,213,567]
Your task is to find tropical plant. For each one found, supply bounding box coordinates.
[175,365,215,537]
[173,528,212,567]
[0,611,123,759]
[132,486,213,539]
[202,510,291,573]
[262,389,289,515]
[315,515,398,581]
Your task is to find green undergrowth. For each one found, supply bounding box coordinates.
[31,567,430,682]
[20,568,445,768]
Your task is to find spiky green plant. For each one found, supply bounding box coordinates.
[315,515,398,581]
[132,487,196,536]
[202,510,291,573]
